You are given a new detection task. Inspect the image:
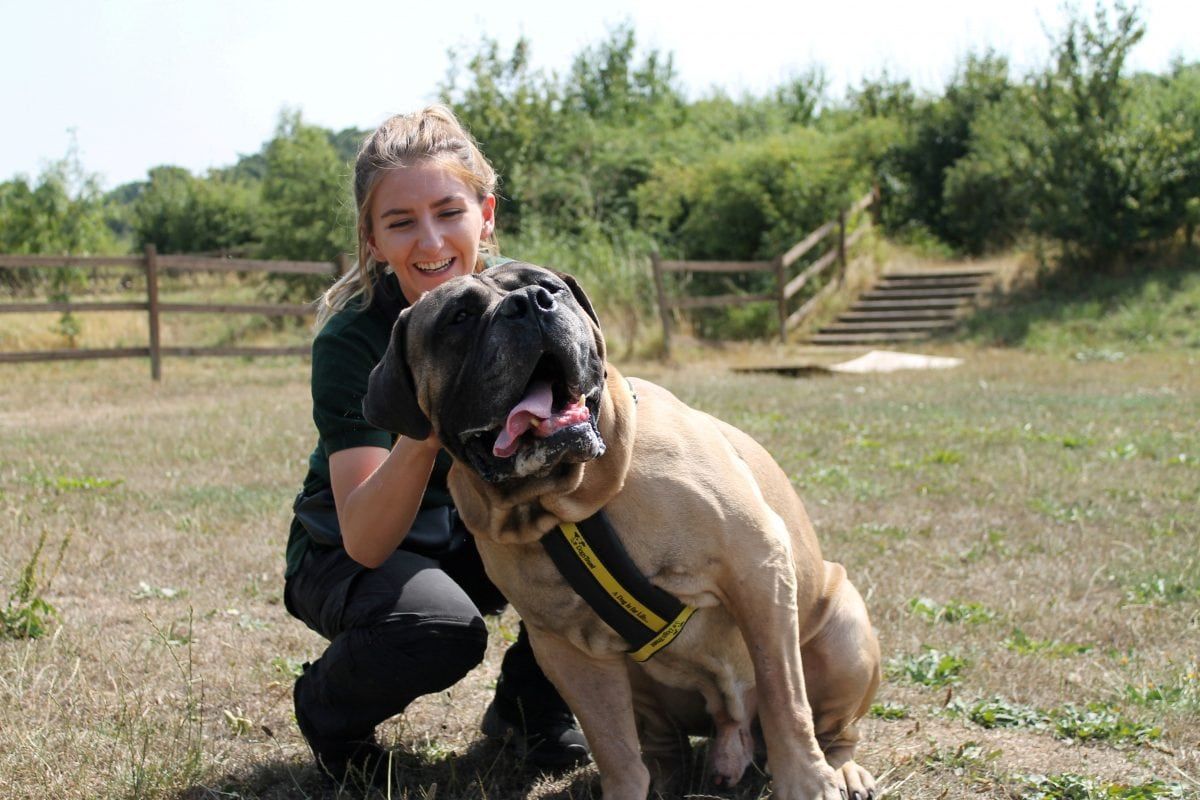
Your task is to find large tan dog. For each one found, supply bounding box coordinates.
[363,263,880,800]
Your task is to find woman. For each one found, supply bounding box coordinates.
[284,106,588,787]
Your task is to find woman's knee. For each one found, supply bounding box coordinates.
[373,616,490,695]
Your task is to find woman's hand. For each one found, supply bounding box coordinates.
[330,433,442,568]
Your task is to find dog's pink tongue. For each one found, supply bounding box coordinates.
[492,381,593,458]
[493,381,554,458]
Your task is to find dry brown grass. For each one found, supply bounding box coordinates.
[0,344,1197,799]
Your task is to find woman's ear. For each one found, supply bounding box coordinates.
[366,230,384,264]
[480,193,497,238]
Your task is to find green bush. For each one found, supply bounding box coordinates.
[133,166,261,255]
[1018,4,1198,266]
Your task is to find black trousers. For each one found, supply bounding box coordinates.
[284,532,557,743]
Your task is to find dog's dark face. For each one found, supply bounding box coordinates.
[363,263,607,484]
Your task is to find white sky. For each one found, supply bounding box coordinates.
[2,0,1196,190]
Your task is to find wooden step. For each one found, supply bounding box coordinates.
[877,275,988,289]
[860,286,983,300]
[837,309,960,322]
[851,297,968,311]
[819,319,958,334]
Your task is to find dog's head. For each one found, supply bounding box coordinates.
[363,262,608,484]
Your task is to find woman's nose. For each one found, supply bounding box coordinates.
[415,216,442,250]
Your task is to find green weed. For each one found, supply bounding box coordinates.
[908,597,996,624]
[963,697,1047,730]
[922,741,1002,785]
[49,475,122,491]
[923,449,966,465]
[1004,628,1092,657]
[854,522,914,541]
[1030,495,1098,524]
[1120,575,1198,606]
[1021,773,1183,799]
[26,472,123,493]
[1124,670,1200,712]
[0,529,68,640]
[868,702,910,720]
[887,648,969,687]
[270,655,306,679]
[955,697,1161,746]
[959,529,1010,563]
[1105,443,1142,461]
[1051,703,1160,745]
[222,708,253,737]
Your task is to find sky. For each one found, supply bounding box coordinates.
[2,0,1196,191]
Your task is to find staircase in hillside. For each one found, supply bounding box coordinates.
[809,268,994,346]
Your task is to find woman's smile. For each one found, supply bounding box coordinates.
[367,163,496,304]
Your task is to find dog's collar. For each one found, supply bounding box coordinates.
[541,511,695,662]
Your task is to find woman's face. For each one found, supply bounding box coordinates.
[367,163,496,305]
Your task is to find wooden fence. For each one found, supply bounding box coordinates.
[0,246,344,379]
[651,187,879,356]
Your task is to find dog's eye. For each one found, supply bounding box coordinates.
[449,308,474,325]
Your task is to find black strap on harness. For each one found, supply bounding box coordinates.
[540,510,696,662]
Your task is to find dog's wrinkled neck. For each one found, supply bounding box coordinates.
[449,368,636,545]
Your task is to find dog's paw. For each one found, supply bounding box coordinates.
[708,717,754,787]
[773,762,843,800]
[835,759,877,800]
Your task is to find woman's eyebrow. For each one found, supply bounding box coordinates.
[379,195,462,219]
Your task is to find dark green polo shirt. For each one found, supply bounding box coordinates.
[285,271,453,577]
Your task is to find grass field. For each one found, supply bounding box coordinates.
[0,335,1197,798]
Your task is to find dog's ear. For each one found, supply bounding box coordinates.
[554,269,607,367]
[555,270,601,330]
[363,311,433,440]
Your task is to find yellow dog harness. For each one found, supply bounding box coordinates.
[541,513,696,662]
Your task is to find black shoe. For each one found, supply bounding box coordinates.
[481,697,590,769]
[294,670,391,789]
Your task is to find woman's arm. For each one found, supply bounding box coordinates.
[329,435,443,569]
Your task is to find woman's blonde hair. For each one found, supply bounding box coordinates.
[316,105,498,325]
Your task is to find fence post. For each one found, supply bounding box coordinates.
[650,252,672,359]
[144,244,162,381]
[836,209,848,287]
[335,253,349,279]
[774,255,787,343]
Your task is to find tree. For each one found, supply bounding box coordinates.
[439,36,561,234]
[0,143,118,258]
[846,70,918,120]
[563,22,683,124]
[1023,2,1147,265]
[258,110,350,263]
[132,166,261,254]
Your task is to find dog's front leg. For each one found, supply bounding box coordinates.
[525,625,649,800]
[726,583,841,800]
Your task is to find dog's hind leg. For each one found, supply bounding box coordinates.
[801,562,881,799]
[708,685,756,787]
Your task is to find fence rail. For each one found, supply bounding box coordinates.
[651,187,879,356]
[0,246,344,379]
